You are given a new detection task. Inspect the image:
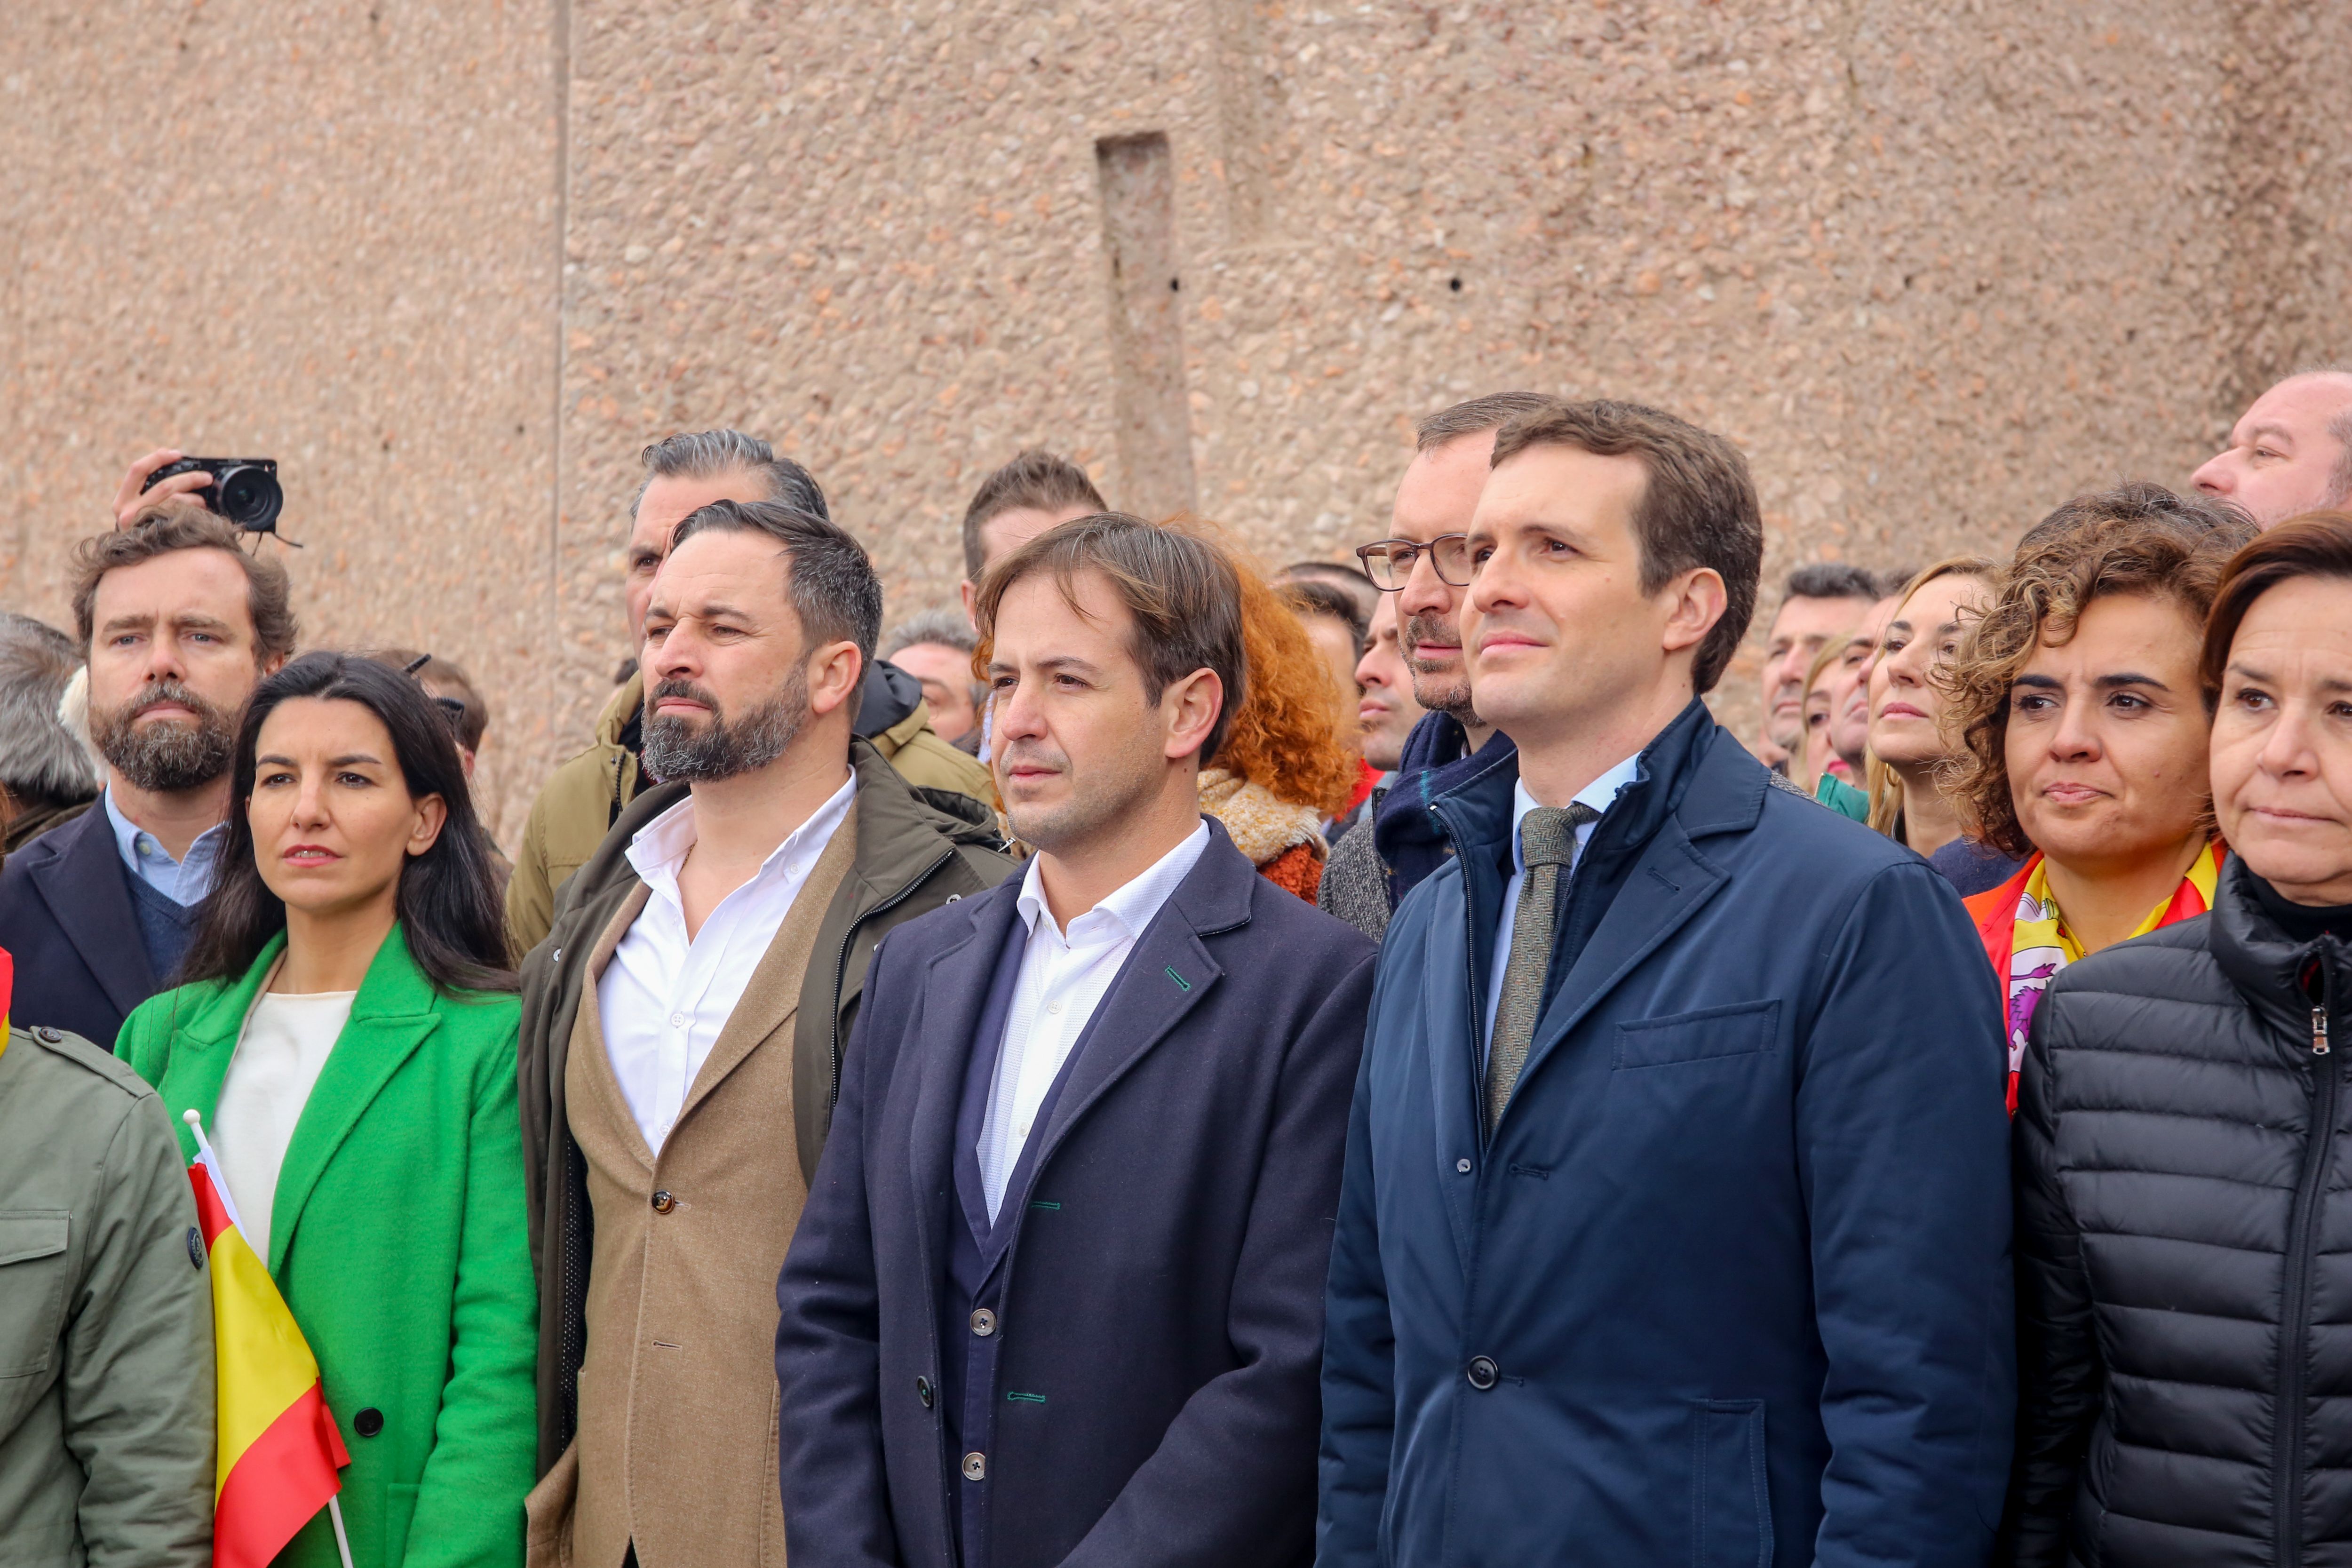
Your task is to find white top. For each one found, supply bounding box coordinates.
[212,989,358,1260]
[596,772,856,1153]
[977,820,1210,1221]
[1482,754,1646,1052]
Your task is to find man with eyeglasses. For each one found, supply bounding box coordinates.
[1348,393,1550,918]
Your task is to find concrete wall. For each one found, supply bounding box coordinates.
[5,0,2346,840]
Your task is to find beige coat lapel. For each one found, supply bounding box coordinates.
[570,883,656,1175]
[672,812,858,1133]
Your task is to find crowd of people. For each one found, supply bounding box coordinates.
[6,364,2352,1568]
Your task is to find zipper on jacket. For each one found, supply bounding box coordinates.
[2278,967,2338,1566]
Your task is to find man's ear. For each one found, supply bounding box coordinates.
[259,651,290,678]
[807,642,866,719]
[1660,568,1728,660]
[1160,667,1224,763]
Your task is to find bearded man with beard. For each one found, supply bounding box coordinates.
[0,506,294,1043]
[516,498,1010,1568]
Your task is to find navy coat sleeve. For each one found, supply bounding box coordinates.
[1800,860,2016,1568]
[1997,995,2098,1568]
[1314,951,1399,1568]
[776,930,906,1568]
[1062,946,1380,1568]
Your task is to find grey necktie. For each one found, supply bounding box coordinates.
[1486,802,1600,1130]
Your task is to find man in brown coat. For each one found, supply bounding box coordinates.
[517,498,1012,1568]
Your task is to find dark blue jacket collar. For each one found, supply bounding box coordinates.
[1372,712,1518,904]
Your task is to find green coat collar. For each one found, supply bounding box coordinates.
[174,924,445,1274]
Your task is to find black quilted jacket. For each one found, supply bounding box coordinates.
[2006,853,2352,1567]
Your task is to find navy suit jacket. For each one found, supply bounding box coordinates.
[0,801,159,1046]
[1319,701,2015,1568]
[776,819,1378,1568]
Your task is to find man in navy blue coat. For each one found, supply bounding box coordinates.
[778,514,1377,1568]
[1317,400,2013,1568]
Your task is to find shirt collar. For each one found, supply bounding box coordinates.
[1508,752,1644,876]
[102,785,228,875]
[623,770,857,901]
[1016,819,1212,945]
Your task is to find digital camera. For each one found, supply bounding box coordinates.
[141,457,283,534]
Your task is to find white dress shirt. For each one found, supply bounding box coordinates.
[1481,753,1646,1051]
[102,786,227,905]
[213,989,358,1260]
[976,820,1210,1221]
[596,772,856,1153]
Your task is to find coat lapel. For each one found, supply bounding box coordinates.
[1028,832,1254,1172]
[1508,816,1728,1105]
[158,938,282,1164]
[673,815,859,1131]
[32,805,156,1020]
[269,926,442,1274]
[906,893,1021,1295]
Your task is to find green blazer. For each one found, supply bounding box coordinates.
[117,925,536,1568]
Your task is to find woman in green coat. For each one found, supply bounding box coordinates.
[119,652,535,1568]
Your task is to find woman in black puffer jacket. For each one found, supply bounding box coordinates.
[2007,511,2352,1567]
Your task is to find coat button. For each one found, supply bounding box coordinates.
[651,1191,676,1214]
[916,1376,935,1409]
[969,1308,997,1337]
[1466,1356,1499,1392]
[33,1027,59,1043]
[353,1408,385,1438]
[961,1451,987,1482]
[1456,1158,1472,1173]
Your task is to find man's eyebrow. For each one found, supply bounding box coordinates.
[2245,422,2296,447]
[98,611,157,632]
[2012,673,2062,690]
[2092,672,2169,691]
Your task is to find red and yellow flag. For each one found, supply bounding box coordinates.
[186,1120,351,1568]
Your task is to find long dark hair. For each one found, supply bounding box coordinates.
[181,652,517,994]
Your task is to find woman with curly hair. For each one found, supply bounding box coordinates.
[1198,556,1362,900]
[1943,486,2252,1110]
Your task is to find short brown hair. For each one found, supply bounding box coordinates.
[373,648,490,751]
[973,512,1246,766]
[960,450,1106,581]
[1488,398,1764,693]
[72,505,297,662]
[1945,491,2255,858]
[2201,509,2352,693]
[1414,391,1555,453]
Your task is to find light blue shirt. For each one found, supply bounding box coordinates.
[1482,753,1645,1051]
[102,787,227,907]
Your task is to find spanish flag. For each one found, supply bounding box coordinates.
[184,1110,353,1568]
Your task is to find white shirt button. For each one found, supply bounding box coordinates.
[1045,1000,1063,1015]
[670,1012,686,1029]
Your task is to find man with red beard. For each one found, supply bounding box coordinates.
[0,505,294,1043]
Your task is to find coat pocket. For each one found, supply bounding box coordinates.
[1615,1001,1779,1070]
[1691,1398,1772,1568]
[0,1211,72,1379]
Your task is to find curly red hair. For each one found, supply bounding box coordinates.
[1199,527,1359,818]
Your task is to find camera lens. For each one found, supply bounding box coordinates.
[215,466,283,531]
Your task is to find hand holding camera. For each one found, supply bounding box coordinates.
[113,447,286,539]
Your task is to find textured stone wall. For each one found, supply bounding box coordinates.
[5,0,2347,842]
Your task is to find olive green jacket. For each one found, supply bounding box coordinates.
[0,1024,212,1568]
[504,671,995,954]
[118,928,538,1568]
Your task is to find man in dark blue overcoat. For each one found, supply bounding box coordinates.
[778,513,1377,1568]
[1317,399,2014,1568]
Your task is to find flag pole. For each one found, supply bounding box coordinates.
[327,1496,356,1568]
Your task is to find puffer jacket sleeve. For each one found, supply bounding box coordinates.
[1999,994,2101,1567]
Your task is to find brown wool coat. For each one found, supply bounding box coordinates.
[516,741,1015,1534]
[526,820,853,1568]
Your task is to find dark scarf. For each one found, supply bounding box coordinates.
[1371,712,1518,907]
